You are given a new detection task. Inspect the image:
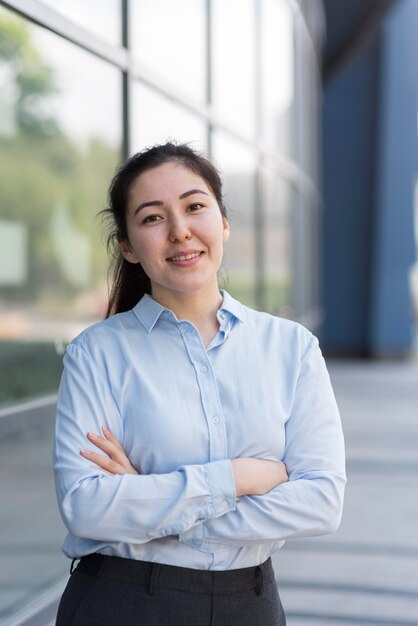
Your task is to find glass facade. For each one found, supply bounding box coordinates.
[131,83,207,152]
[0,0,324,620]
[39,0,122,46]
[130,0,207,102]
[211,0,256,136]
[0,6,122,407]
[261,0,295,156]
[212,131,258,306]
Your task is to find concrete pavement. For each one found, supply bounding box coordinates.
[1,356,417,625]
[273,356,418,625]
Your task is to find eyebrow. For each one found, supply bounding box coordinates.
[133,189,209,216]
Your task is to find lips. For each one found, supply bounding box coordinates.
[167,251,203,262]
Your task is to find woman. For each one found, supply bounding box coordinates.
[54,142,346,625]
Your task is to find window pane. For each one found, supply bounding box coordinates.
[292,190,320,323]
[261,0,295,157]
[212,132,257,307]
[261,167,293,316]
[130,0,206,102]
[0,7,122,621]
[131,82,207,152]
[39,0,122,45]
[211,0,255,136]
[0,7,122,405]
[296,30,320,183]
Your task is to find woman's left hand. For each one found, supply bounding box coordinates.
[80,427,138,475]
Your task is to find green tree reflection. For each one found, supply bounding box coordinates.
[0,12,120,403]
[0,12,119,302]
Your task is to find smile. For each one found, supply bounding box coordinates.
[168,252,203,262]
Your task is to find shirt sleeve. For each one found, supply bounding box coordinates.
[178,334,346,551]
[53,341,237,545]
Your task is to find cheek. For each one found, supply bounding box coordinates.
[133,234,162,269]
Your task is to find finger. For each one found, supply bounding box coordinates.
[85,431,138,475]
[80,449,123,474]
[89,464,112,476]
[87,432,123,460]
[102,426,121,448]
[87,432,135,472]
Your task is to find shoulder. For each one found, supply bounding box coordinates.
[239,301,314,353]
[66,310,139,360]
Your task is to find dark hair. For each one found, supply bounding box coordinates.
[102,141,227,317]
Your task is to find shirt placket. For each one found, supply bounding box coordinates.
[178,321,228,462]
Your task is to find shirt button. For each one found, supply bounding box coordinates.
[219,313,226,320]
[200,365,207,373]
[212,416,219,424]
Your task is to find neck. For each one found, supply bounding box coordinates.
[151,285,223,326]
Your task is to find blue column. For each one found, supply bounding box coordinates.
[322,39,380,354]
[370,0,417,354]
[322,0,417,356]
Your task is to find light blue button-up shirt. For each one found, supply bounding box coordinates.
[54,290,346,571]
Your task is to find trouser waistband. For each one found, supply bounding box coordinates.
[74,554,273,597]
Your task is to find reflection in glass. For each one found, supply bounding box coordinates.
[130,0,206,102]
[261,0,295,156]
[292,190,320,323]
[211,0,255,136]
[131,82,207,153]
[0,7,122,405]
[0,6,122,622]
[296,32,320,183]
[261,167,293,316]
[38,0,122,45]
[212,132,257,307]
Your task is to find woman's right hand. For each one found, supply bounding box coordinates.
[230,458,288,497]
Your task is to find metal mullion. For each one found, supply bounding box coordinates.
[254,0,265,310]
[287,0,323,80]
[121,0,130,158]
[206,0,213,156]
[0,0,129,69]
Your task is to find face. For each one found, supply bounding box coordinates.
[119,162,229,303]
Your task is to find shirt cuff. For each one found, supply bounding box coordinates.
[178,459,237,551]
[205,459,237,517]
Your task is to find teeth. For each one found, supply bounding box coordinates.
[170,252,201,262]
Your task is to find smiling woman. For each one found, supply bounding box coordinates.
[118,162,229,334]
[53,142,346,626]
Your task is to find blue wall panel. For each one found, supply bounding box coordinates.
[322,0,417,356]
[370,0,417,353]
[323,40,380,353]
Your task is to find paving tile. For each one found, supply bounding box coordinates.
[1,356,417,624]
[272,356,418,626]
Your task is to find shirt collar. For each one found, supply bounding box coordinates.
[132,293,167,333]
[218,289,245,323]
[132,290,245,334]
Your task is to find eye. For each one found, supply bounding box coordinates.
[187,203,204,212]
[142,214,162,224]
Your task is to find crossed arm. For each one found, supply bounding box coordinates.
[81,427,289,497]
[55,335,345,547]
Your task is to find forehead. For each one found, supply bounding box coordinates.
[129,162,212,201]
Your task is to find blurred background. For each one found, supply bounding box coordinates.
[0,1,417,624]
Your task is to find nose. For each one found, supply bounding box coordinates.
[168,214,191,243]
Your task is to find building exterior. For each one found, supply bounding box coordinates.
[0,1,325,621]
[322,0,418,357]
[1,0,418,621]
[0,0,324,408]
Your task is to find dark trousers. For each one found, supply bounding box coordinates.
[55,554,286,626]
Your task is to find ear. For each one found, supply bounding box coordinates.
[119,238,140,264]
[222,218,230,243]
